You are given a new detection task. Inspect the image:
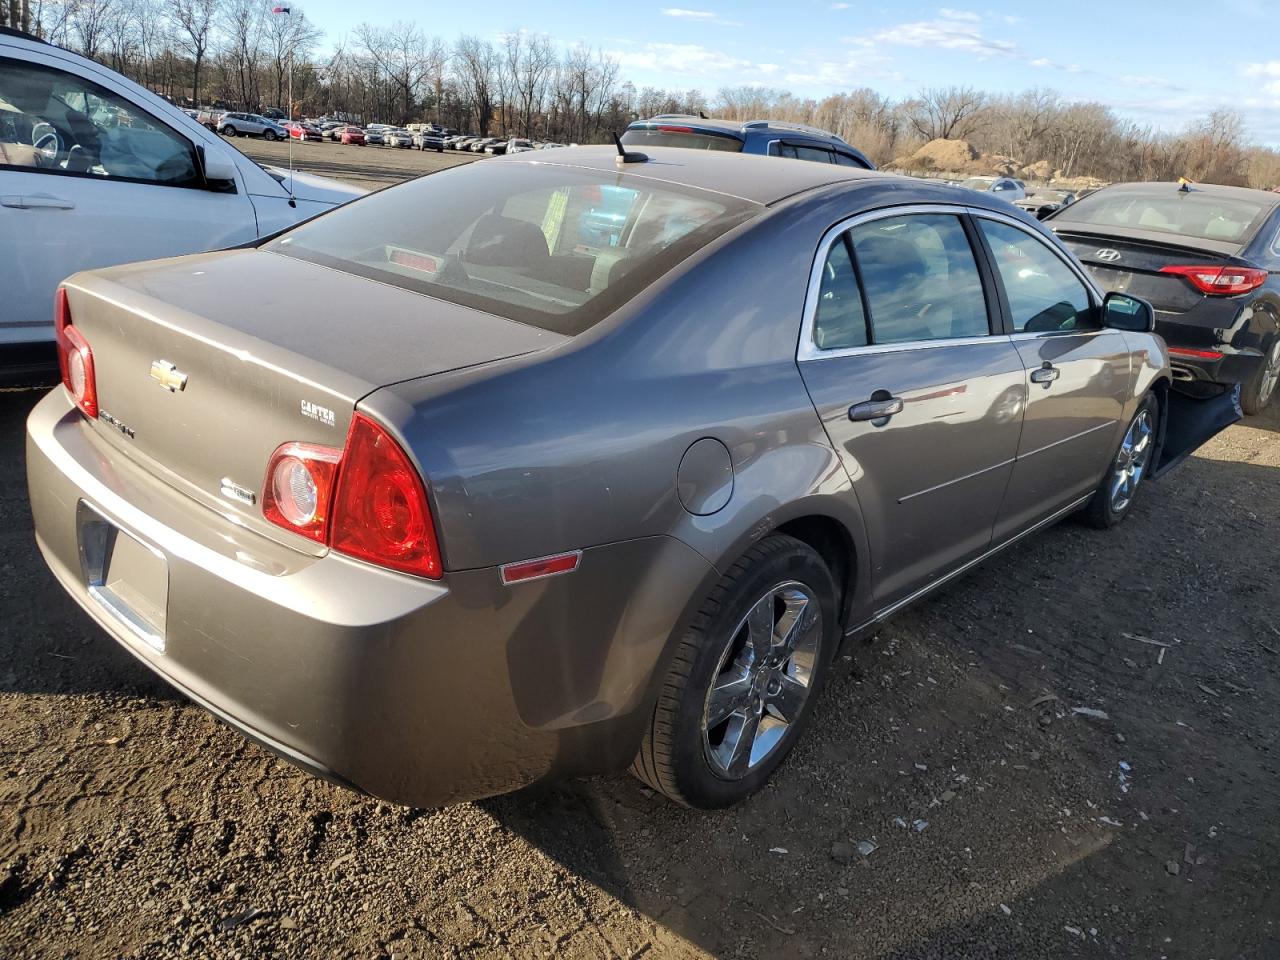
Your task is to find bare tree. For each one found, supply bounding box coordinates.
[167,0,218,106]
[452,35,495,135]
[902,86,989,142]
[265,8,320,111]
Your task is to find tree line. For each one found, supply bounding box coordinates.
[5,0,1280,188]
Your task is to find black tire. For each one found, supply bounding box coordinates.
[1240,340,1280,416]
[222,126,237,137]
[631,534,839,809]
[1081,392,1159,529]
[264,130,277,141]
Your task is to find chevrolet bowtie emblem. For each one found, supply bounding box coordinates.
[149,359,188,392]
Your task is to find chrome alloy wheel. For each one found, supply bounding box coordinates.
[1259,342,1280,408]
[1110,407,1154,513]
[702,581,822,779]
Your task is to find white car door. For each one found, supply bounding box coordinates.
[0,48,259,346]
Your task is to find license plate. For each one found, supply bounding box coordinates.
[78,503,168,652]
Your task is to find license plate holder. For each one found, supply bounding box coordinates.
[78,502,168,652]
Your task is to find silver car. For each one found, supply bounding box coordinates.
[383,129,414,148]
[217,112,286,141]
[27,147,1237,810]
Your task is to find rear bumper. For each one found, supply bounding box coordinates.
[1156,311,1272,387]
[27,390,714,806]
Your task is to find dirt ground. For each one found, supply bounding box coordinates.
[3,143,1280,958]
[3,392,1279,960]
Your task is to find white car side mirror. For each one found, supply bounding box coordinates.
[203,151,238,185]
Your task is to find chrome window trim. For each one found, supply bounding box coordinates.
[797,202,994,362]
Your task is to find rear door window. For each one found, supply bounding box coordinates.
[813,236,868,350]
[978,218,1097,332]
[847,214,990,344]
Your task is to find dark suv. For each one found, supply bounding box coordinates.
[620,116,874,169]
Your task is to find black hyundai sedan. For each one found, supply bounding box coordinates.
[1049,182,1280,413]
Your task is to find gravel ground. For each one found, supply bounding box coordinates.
[3,145,1280,958]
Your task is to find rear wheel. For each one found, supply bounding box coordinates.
[1082,393,1158,528]
[631,534,838,808]
[1240,340,1280,416]
[222,126,237,137]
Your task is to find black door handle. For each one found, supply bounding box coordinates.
[849,391,904,423]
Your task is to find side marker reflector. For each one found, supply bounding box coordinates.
[500,551,582,585]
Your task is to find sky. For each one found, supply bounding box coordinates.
[291,0,1280,145]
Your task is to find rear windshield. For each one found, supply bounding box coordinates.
[266,160,757,336]
[1061,189,1273,246]
[621,127,744,153]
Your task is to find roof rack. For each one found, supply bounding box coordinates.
[742,119,842,141]
[0,26,47,43]
[649,114,703,121]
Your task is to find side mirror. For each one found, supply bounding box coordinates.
[202,149,238,187]
[1103,291,1155,332]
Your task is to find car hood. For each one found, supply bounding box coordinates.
[260,166,366,205]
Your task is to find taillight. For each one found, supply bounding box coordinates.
[54,288,98,418]
[1159,264,1268,296]
[331,415,441,579]
[1168,346,1225,361]
[261,442,341,542]
[263,414,441,578]
[656,124,695,133]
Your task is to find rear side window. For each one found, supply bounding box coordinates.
[619,127,743,152]
[771,142,835,164]
[1062,189,1271,245]
[978,219,1096,332]
[0,56,199,187]
[834,152,868,169]
[269,161,758,336]
[813,237,868,350]
[848,214,989,345]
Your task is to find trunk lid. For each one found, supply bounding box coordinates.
[65,249,563,550]
[1054,228,1243,316]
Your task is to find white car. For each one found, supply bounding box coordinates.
[383,129,413,148]
[959,176,1027,203]
[0,31,365,370]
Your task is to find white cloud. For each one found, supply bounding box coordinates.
[660,7,742,26]
[830,2,851,8]
[1245,61,1280,97]
[1030,57,1052,67]
[868,9,1017,57]
[609,42,755,77]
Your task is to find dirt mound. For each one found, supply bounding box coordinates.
[903,138,978,172]
[1021,159,1053,181]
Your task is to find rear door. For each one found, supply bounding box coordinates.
[973,213,1132,542]
[797,207,1027,610]
[0,50,258,346]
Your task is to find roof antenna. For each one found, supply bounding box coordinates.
[699,110,708,119]
[613,132,648,164]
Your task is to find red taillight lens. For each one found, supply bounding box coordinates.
[656,124,695,133]
[1168,346,1225,361]
[330,414,442,579]
[1159,264,1268,296]
[261,442,341,542]
[54,288,98,419]
[261,415,441,578]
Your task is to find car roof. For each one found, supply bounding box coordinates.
[503,145,898,205]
